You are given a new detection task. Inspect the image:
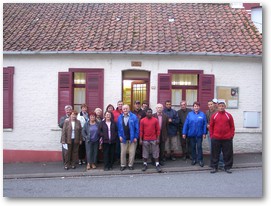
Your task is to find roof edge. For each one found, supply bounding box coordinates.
[3,51,262,58]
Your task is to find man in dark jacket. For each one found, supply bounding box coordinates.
[177,100,192,161]
[163,100,179,161]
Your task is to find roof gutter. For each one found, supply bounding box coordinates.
[3,51,262,58]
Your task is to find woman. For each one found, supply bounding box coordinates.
[82,112,100,170]
[182,101,207,167]
[61,110,82,170]
[94,108,103,123]
[77,103,89,165]
[105,104,115,121]
[99,111,118,171]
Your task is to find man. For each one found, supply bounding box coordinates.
[132,100,146,159]
[163,100,179,161]
[59,105,73,164]
[140,108,162,173]
[153,103,169,166]
[117,104,139,171]
[177,100,192,161]
[209,100,235,174]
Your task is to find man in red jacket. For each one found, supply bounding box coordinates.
[140,108,162,173]
[209,100,235,174]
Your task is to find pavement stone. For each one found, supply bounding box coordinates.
[3,153,262,179]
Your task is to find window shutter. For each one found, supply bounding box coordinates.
[3,67,14,129]
[86,70,104,112]
[157,74,171,105]
[199,74,215,112]
[58,72,72,121]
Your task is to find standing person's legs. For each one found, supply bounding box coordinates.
[222,139,233,170]
[64,143,72,168]
[78,141,86,164]
[180,136,187,159]
[207,133,212,166]
[93,141,99,166]
[196,137,203,162]
[128,141,137,168]
[120,142,128,168]
[85,141,91,169]
[211,139,221,169]
[71,142,79,168]
[190,137,197,164]
[103,143,110,170]
[108,143,116,169]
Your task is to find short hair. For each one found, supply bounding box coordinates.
[94,108,102,113]
[89,111,97,117]
[165,100,171,104]
[80,103,88,109]
[64,105,73,110]
[146,108,153,113]
[70,110,78,115]
[193,101,200,106]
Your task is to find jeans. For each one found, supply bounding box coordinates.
[189,137,203,162]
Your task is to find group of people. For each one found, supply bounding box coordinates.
[59,98,235,174]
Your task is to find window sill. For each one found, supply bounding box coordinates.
[3,128,13,132]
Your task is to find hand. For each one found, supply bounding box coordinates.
[203,134,206,139]
[79,141,82,145]
[182,135,186,139]
[99,144,102,150]
[119,137,123,143]
[134,138,137,143]
[139,139,142,145]
[156,139,160,145]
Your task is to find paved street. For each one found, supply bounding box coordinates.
[3,167,262,197]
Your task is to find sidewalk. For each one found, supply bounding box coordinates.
[3,153,262,179]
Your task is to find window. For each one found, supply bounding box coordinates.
[158,71,214,112]
[3,67,14,129]
[58,69,104,121]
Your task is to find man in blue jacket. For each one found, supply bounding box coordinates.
[118,104,139,171]
[182,101,207,167]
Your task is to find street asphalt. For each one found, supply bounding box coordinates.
[3,153,262,179]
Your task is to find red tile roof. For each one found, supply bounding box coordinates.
[3,3,262,55]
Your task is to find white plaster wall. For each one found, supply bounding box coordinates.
[3,54,262,153]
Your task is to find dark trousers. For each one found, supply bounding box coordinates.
[159,141,166,161]
[181,137,191,157]
[103,143,116,169]
[65,139,79,167]
[114,138,120,162]
[78,140,86,160]
[211,138,233,170]
[190,137,203,162]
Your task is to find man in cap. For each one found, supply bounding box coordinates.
[209,100,235,174]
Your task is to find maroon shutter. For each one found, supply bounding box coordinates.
[199,74,215,112]
[157,74,171,106]
[3,67,14,129]
[86,70,104,112]
[58,72,72,121]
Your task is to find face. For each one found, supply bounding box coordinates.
[81,106,87,113]
[65,108,72,116]
[156,104,163,113]
[90,115,96,122]
[134,103,141,110]
[142,103,148,109]
[122,105,129,115]
[180,102,187,110]
[70,112,77,120]
[165,102,171,109]
[117,102,123,109]
[208,102,214,110]
[193,104,200,112]
[107,106,114,112]
[96,110,102,116]
[146,110,152,118]
[105,112,111,120]
[218,103,226,112]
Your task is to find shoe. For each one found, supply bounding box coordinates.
[64,166,69,170]
[78,160,82,165]
[82,160,86,164]
[142,164,147,171]
[104,168,109,171]
[156,165,162,173]
[87,163,91,170]
[199,161,204,167]
[191,160,196,165]
[182,156,187,161]
[71,165,76,169]
[92,163,96,169]
[162,157,167,162]
[159,161,165,166]
[225,169,232,174]
[120,166,126,171]
[109,167,113,171]
[210,168,218,174]
[170,156,176,161]
[128,166,134,170]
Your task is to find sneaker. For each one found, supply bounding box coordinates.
[78,160,82,165]
[71,165,76,169]
[104,168,109,171]
[170,156,176,161]
[82,160,86,164]
[191,160,196,165]
[142,164,147,171]
[199,161,204,167]
[120,166,126,171]
[128,166,134,170]
[64,166,69,170]
[156,165,162,173]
